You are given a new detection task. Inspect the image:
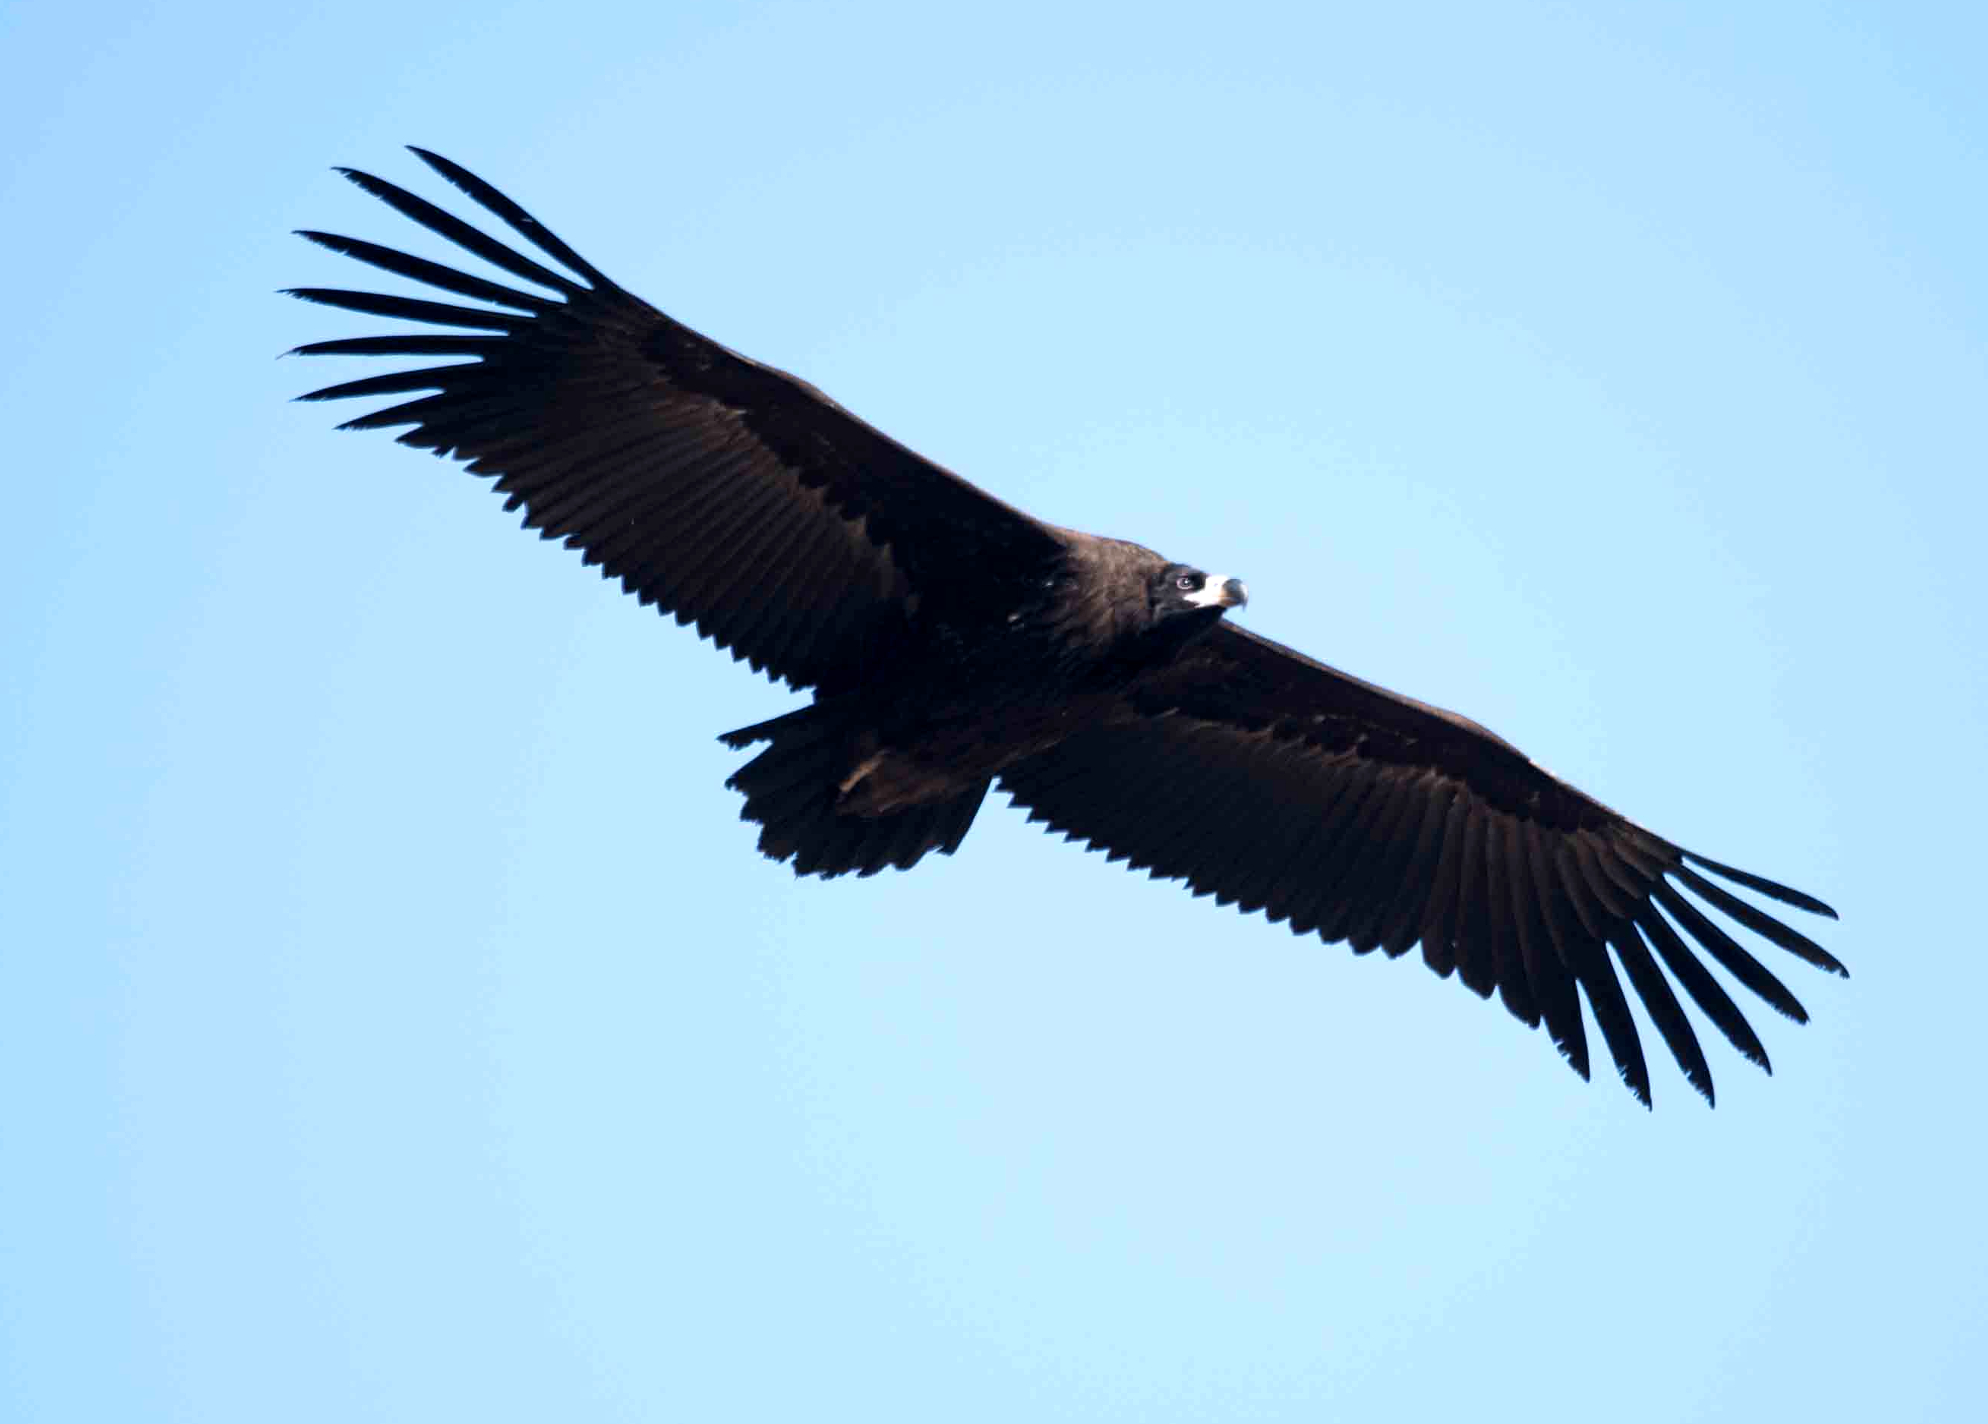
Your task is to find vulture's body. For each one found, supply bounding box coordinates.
[727,533,1245,873]
[291,150,1844,1106]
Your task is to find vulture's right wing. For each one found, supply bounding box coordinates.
[999,622,1843,1106]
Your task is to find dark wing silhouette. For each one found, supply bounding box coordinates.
[288,149,1066,692]
[999,623,1843,1106]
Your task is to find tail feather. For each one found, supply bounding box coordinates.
[721,708,987,878]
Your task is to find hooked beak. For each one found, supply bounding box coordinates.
[1186,575,1249,610]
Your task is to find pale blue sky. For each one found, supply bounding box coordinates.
[4,2,1984,1420]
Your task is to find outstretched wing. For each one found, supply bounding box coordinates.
[999,622,1843,1106]
[289,148,1066,692]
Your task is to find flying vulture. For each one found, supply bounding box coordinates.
[289,149,1843,1107]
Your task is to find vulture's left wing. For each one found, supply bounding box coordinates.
[998,622,1842,1106]
[288,150,1067,695]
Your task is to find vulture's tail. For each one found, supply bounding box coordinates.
[719,707,987,878]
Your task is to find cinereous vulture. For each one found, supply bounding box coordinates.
[290,149,1843,1107]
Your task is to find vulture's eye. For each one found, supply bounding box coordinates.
[1176,574,1200,591]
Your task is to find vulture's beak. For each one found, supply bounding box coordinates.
[1187,575,1250,610]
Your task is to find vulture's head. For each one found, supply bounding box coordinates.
[1150,563,1248,631]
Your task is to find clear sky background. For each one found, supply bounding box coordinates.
[3,3,1983,1420]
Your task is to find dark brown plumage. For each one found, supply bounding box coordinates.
[290,149,1843,1107]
